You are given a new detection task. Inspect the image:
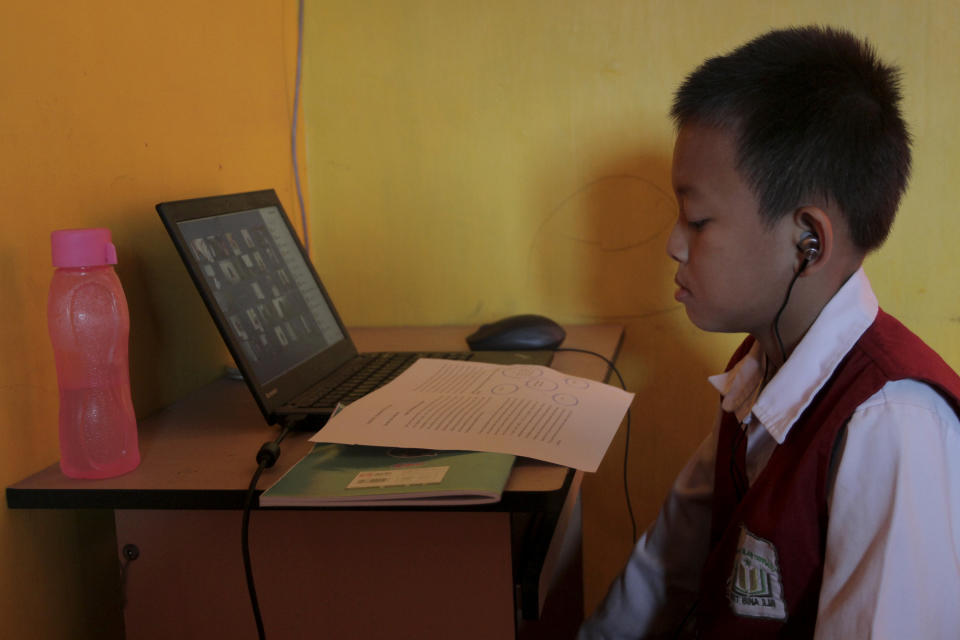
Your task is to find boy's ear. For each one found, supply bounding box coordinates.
[792,207,832,274]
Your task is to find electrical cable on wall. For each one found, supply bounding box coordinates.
[291,0,309,255]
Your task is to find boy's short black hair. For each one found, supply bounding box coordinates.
[671,25,911,253]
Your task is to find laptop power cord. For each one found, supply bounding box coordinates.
[241,416,301,640]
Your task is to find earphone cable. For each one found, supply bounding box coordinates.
[728,355,768,503]
[772,258,811,365]
[553,347,637,543]
[729,422,748,502]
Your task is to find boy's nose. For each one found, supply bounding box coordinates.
[666,221,687,263]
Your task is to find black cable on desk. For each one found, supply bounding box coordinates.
[553,347,637,544]
[241,421,295,640]
[243,461,269,640]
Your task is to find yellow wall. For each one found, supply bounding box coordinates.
[3,1,958,635]
[303,0,960,614]
[0,1,304,637]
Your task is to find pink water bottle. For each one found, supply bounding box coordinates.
[47,228,140,479]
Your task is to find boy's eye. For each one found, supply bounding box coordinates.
[688,218,710,231]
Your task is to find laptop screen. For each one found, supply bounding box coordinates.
[175,204,345,385]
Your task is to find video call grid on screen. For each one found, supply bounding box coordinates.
[178,206,344,383]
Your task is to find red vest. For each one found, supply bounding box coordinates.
[695,310,960,638]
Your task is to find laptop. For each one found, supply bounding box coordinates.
[157,189,552,428]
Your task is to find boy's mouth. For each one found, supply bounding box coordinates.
[674,276,691,302]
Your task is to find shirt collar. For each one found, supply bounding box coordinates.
[707,267,878,444]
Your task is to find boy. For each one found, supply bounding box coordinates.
[579,26,960,638]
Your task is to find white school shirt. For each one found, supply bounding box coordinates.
[578,268,960,639]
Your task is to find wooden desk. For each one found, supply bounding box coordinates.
[7,324,623,640]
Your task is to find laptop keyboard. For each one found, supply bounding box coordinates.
[291,351,473,409]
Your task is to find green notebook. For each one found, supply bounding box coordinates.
[259,444,516,507]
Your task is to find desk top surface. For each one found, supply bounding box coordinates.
[7,323,623,511]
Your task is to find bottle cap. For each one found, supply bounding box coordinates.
[51,228,118,267]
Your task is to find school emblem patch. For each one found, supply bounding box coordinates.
[726,526,787,620]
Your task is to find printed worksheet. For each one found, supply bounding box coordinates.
[309,359,635,472]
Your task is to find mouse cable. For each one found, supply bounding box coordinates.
[553,347,637,544]
[241,416,300,640]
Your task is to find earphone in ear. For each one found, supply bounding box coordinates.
[797,231,820,263]
[773,230,821,365]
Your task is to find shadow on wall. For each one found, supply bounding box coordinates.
[120,204,231,420]
[527,166,675,322]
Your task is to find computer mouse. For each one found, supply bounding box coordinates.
[466,314,566,351]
